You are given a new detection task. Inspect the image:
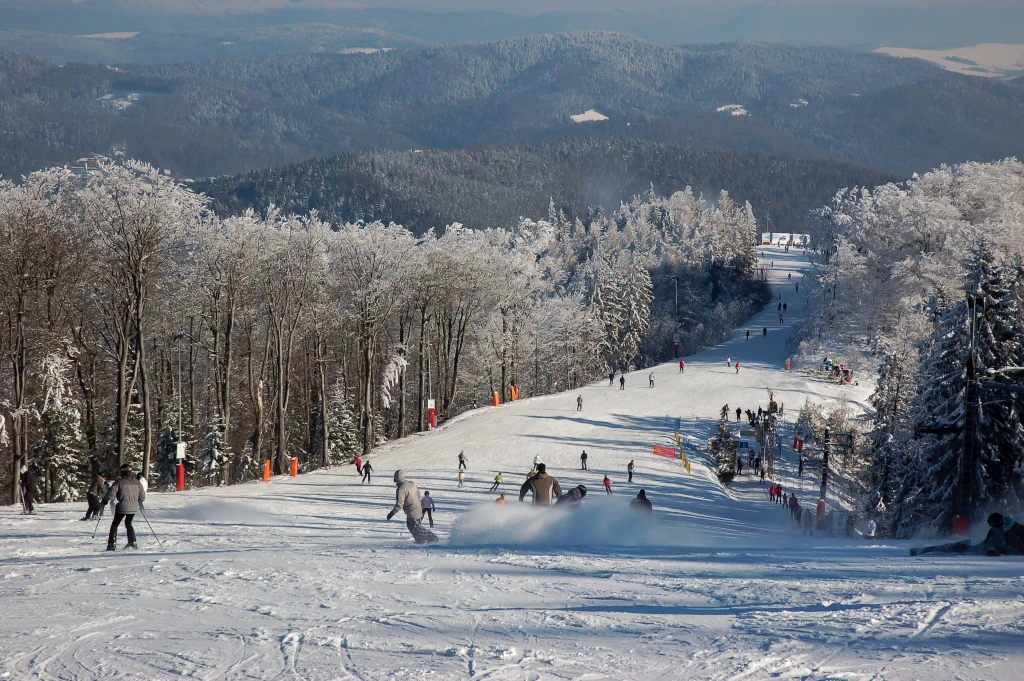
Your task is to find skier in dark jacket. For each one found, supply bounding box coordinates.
[981,513,1024,555]
[627,459,634,482]
[910,513,1024,556]
[580,450,588,470]
[555,484,587,508]
[19,465,36,515]
[629,489,653,514]
[362,460,373,484]
[103,463,146,551]
[81,470,105,520]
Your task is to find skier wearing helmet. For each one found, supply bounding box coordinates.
[555,485,588,508]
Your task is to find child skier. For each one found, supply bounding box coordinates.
[420,491,435,527]
[603,475,612,495]
[458,469,466,488]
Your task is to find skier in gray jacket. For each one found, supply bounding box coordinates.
[102,463,146,551]
[386,470,438,544]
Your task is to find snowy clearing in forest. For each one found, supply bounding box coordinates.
[570,109,609,123]
[2,246,1023,680]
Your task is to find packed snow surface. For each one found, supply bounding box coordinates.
[2,246,1022,680]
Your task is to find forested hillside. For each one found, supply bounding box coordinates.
[1,33,1022,179]
[0,159,764,499]
[801,158,1024,536]
[196,138,897,232]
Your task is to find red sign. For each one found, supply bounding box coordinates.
[652,445,678,458]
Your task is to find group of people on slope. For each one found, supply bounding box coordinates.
[517,462,650,513]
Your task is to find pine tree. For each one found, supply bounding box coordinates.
[714,417,737,484]
[326,379,359,465]
[36,354,85,502]
[867,351,916,525]
[894,296,971,536]
[199,417,231,485]
[971,247,1024,511]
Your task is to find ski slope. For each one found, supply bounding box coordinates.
[2,246,1022,681]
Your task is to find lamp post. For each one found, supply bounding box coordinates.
[673,276,680,358]
[173,333,186,491]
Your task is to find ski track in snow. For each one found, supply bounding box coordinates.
[2,246,1023,680]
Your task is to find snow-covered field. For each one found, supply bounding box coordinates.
[2,247,1022,680]
[875,43,1024,79]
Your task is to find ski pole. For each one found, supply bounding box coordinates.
[138,506,164,548]
[91,512,103,539]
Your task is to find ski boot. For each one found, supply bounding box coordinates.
[105,544,116,552]
[126,542,138,550]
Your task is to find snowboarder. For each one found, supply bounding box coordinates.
[495,494,508,505]
[420,491,435,527]
[746,330,750,341]
[603,475,612,495]
[19,465,36,515]
[576,395,583,411]
[354,455,363,475]
[519,463,562,505]
[81,470,105,520]
[627,459,635,482]
[649,372,655,388]
[619,375,625,390]
[735,406,741,422]
[490,472,503,491]
[362,460,373,484]
[679,360,685,373]
[555,484,588,508]
[102,463,145,551]
[762,327,768,338]
[580,450,588,470]
[735,361,740,374]
[386,470,438,544]
[458,469,466,488]
[458,451,468,470]
[629,489,652,514]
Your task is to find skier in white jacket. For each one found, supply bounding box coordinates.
[386,470,438,544]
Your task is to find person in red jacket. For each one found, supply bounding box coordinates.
[354,455,363,475]
[679,360,685,373]
[603,475,612,495]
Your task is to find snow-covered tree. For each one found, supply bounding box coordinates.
[35,353,84,502]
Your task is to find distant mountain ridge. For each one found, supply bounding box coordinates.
[0,32,1022,179]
